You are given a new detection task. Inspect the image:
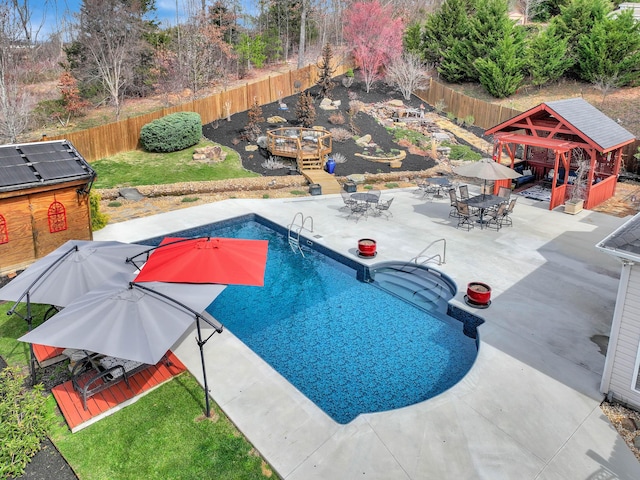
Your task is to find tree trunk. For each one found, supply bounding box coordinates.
[297,0,307,69]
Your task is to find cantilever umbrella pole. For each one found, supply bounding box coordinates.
[131,283,223,418]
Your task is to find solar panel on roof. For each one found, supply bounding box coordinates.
[19,143,65,155]
[0,164,38,187]
[36,160,87,180]
[0,153,26,168]
[0,147,21,158]
[27,150,76,163]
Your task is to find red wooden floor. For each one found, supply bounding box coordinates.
[51,351,186,432]
[33,343,65,367]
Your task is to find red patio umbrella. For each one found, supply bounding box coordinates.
[130,237,269,286]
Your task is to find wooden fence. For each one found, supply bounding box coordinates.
[48,63,350,162]
[415,78,640,171]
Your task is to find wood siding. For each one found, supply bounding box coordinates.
[0,183,92,275]
[608,267,640,409]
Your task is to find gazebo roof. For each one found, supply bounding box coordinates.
[487,98,635,152]
[0,140,95,193]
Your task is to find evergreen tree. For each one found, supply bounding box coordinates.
[316,43,336,99]
[551,0,611,76]
[403,22,423,58]
[526,23,571,86]
[576,10,640,87]
[420,0,471,70]
[466,0,513,81]
[295,91,316,127]
[474,30,526,98]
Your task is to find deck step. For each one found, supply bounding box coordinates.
[301,170,342,194]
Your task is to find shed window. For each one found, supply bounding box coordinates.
[0,215,7,244]
[47,201,67,233]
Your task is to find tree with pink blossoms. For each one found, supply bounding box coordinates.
[344,1,405,93]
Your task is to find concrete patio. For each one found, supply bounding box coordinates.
[94,185,640,479]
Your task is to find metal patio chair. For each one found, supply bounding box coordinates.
[374,197,394,219]
[456,202,476,230]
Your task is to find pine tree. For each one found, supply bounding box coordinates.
[316,43,336,99]
[526,23,572,86]
[475,32,526,98]
[296,91,316,128]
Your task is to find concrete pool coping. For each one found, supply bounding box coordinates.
[95,186,640,479]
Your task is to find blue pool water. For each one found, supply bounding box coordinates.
[150,218,479,424]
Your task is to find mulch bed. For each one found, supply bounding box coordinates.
[202,75,477,177]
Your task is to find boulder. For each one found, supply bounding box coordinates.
[267,115,287,124]
[245,145,259,151]
[355,134,372,146]
[387,99,404,107]
[347,174,366,184]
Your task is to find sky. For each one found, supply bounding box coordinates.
[28,0,258,39]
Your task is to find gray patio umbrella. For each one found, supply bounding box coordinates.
[0,239,149,382]
[0,240,149,307]
[454,158,522,197]
[19,272,226,417]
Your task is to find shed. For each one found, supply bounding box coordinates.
[0,140,96,276]
[485,98,636,210]
[597,213,640,410]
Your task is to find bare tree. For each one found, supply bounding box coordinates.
[75,0,148,120]
[386,53,431,100]
[0,2,36,143]
[593,72,620,106]
[517,0,545,23]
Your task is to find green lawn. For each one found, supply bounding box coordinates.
[0,302,274,479]
[92,139,259,189]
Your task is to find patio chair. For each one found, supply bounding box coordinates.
[340,191,357,211]
[448,188,459,218]
[459,184,470,201]
[347,201,369,222]
[455,202,476,230]
[501,198,517,227]
[71,351,150,410]
[498,186,511,201]
[374,197,394,219]
[486,203,507,231]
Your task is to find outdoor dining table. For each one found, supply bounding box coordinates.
[424,177,454,198]
[351,192,380,204]
[462,194,504,228]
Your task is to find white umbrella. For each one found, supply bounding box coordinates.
[454,158,522,197]
[19,272,226,417]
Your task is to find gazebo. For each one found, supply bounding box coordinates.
[485,98,636,210]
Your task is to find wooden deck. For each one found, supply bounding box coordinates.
[33,343,66,368]
[51,351,186,432]
[302,170,342,194]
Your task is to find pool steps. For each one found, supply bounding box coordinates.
[369,262,456,314]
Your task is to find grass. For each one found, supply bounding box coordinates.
[92,139,259,189]
[0,302,274,480]
[50,374,271,480]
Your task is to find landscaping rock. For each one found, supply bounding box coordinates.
[347,174,366,184]
[355,134,371,146]
[119,188,144,201]
[432,132,452,142]
[267,115,287,124]
[621,417,638,432]
[245,145,259,151]
[387,99,404,107]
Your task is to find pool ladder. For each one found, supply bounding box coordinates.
[409,238,446,266]
[288,212,314,257]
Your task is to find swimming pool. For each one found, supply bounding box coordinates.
[145,215,481,424]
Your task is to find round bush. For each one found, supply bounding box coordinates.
[140,112,202,153]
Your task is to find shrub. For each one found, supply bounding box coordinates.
[328,112,345,125]
[332,152,347,164]
[261,157,287,169]
[295,91,316,127]
[0,367,52,478]
[181,197,199,203]
[107,201,122,208]
[140,112,202,153]
[348,100,365,115]
[90,192,109,230]
[330,128,352,142]
[385,183,399,189]
[242,98,264,141]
